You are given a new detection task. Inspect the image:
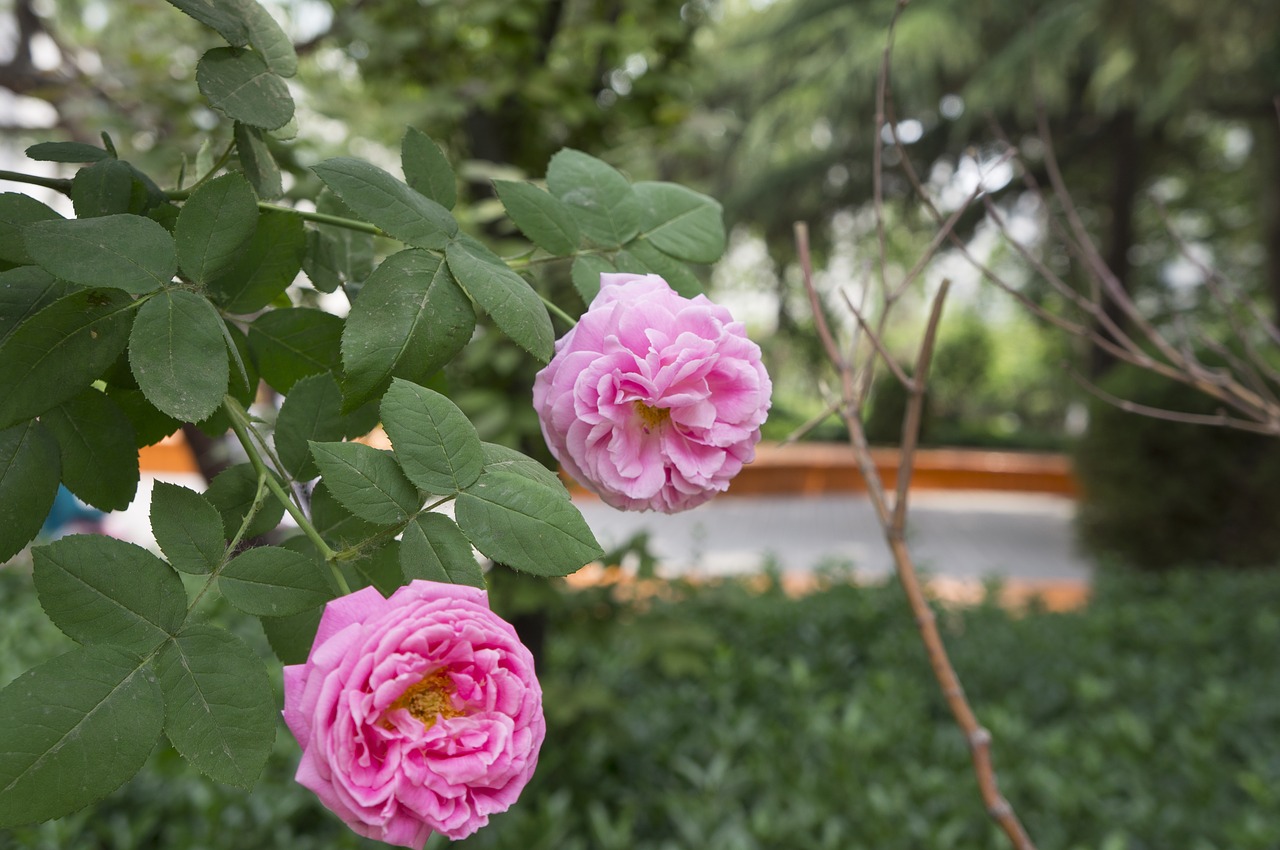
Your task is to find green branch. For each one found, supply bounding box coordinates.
[331,495,456,563]
[0,169,72,195]
[187,470,269,614]
[540,293,578,328]
[224,396,351,595]
[257,202,385,235]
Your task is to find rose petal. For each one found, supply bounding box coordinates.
[533,273,771,513]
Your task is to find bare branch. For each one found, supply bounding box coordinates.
[892,279,950,531]
[1067,367,1280,437]
[837,288,913,390]
[779,398,841,446]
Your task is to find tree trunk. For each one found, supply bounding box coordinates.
[1261,113,1280,328]
[1090,109,1141,378]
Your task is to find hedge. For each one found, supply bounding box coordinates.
[2,563,1277,849]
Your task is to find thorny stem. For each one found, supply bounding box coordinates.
[224,396,351,595]
[795,227,1037,850]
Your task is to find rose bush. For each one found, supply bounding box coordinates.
[533,273,772,513]
[282,580,545,847]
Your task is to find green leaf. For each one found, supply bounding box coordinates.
[312,157,458,249]
[233,122,282,199]
[238,0,297,77]
[0,287,136,429]
[480,441,568,494]
[32,534,186,651]
[0,420,60,563]
[273,373,342,481]
[220,545,334,616]
[246,307,343,393]
[274,372,379,481]
[259,606,321,665]
[207,210,305,313]
[41,388,139,512]
[346,539,405,597]
[175,173,259,284]
[25,141,111,163]
[156,625,276,788]
[164,0,250,45]
[104,386,182,447]
[310,481,389,549]
[196,46,294,131]
[205,463,286,540]
[23,214,177,294]
[445,237,554,362]
[493,179,581,255]
[221,319,258,405]
[0,645,162,827]
[151,482,225,575]
[71,159,135,218]
[310,440,421,525]
[123,163,170,214]
[401,128,456,210]
[302,229,341,294]
[340,249,475,409]
[615,238,704,297]
[0,266,75,347]
[128,290,229,422]
[570,253,617,304]
[633,181,726,264]
[455,468,602,576]
[546,148,641,247]
[381,378,483,494]
[400,513,484,588]
[316,191,375,284]
[0,192,61,264]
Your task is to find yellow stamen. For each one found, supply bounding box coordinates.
[633,401,670,431]
[387,670,464,729]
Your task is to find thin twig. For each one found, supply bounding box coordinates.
[780,398,841,446]
[796,223,1036,850]
[1150,194,1280,354]
[1066,367,1279,436]
[838,288,913,389]
[892,279,950,530]
[872,0,910,299]
[1033,103,1193,371]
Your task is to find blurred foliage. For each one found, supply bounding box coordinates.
[325,0,711,177]
[4,562,1279,849]
[1075,363,1280,570]
[768,303,1076,450]
[679,0,1280,450]
[692,0,1280,263]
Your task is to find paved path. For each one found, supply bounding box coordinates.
[574,491,1091,584]
[105,475,1091,587]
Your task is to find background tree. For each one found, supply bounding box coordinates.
[684,0,1280,376]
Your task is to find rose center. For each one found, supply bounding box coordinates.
[632,401,670,431]
[388,670,465,728]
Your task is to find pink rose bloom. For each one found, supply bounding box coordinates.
[282,580,544,847]
[534,272,771,513]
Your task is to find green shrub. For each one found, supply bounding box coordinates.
[3,564,1279,849]
[1074,364,1280,569]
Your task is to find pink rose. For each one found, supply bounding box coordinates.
[282,580,544,846]
[534,272,771,513]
